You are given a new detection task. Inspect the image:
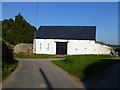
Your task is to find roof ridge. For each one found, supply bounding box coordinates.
[40,26,96,27]
[39,25,96,27]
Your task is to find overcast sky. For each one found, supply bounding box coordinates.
[2,2,118,45]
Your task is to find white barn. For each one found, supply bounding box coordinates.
[33,26,112,55]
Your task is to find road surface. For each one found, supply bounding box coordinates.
[2,58,85,88]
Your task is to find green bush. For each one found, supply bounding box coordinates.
[2,40,18,80]
[2,63,18,80]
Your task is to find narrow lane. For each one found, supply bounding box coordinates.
[2,59,85,88]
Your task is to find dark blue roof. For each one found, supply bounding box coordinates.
[36,26,96,40]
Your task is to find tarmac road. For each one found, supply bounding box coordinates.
[2,59,85,88]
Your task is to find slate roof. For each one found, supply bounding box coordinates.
[36,26,96,40]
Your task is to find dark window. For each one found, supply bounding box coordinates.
[40,43,41,50]
[48,43,49,51]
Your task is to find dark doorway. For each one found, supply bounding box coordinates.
[56,42,67,55]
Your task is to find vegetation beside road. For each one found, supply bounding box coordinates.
[2,13,36,45]
[2,13,37,80]
[2,63,18,80]
[14,54,65,59]
[2,40,18,80]
[52,55,119,80]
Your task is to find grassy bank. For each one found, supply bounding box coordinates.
[2,62,18,80]
[2,40,18,80]
[0,70,2,81]
[14,54,65,59]
[52,55,119,80]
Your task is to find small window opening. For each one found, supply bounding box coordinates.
[40,43,41,50]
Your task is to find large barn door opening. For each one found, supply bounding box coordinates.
[56,42,67,55]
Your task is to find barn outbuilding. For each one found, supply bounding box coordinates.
[33,26,112,55]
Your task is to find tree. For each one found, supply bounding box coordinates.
[2,13,37,45]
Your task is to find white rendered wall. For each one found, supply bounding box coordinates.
[33,39,112,55]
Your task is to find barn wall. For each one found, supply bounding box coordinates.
[67,40,112,55]
[33,39,36,53]
[33,39,112,55]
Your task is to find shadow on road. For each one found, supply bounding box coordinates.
[39,68,53,89]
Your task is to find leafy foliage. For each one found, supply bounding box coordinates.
[2,40,18,67]
[2,13,36,45]
[2,40,18,80]
[2,63,18,80]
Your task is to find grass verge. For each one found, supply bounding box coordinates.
[14,54,65,59]
[52,55,120,80]
[2,61,18,80]
[0,70,2,81]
